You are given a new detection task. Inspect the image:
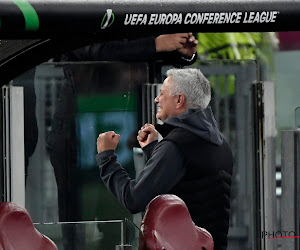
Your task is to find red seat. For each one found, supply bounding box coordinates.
[0,202,57,250]
[139,195,214,250]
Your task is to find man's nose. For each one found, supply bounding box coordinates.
[154,96,159,103]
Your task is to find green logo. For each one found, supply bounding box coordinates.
[101,9,115,30]
[13,0,39,31]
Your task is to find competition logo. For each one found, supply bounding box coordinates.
[101,9,115,29]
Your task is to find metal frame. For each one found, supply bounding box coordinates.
[1,86,25,207]
[281,130,300,250]
[261,81,277,250]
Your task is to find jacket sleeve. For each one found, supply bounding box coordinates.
[156,50,197,67]
[63,36,197,66]
[95,140,186,214]
[67,37,157,62]
[141,140,158,161]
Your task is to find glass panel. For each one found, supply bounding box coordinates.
[10,62,148,227]
[125,218,141,250]
[34,220,123,250]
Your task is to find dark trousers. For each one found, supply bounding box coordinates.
[46,82,85,250]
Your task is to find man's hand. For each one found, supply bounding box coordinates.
[178,32,198,58]
[155,32,198,58]
[137,123,158,148]
[97,131,120,153]
[155,33,190,52]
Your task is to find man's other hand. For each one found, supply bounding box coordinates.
[178,32,198,58]
[97,131,120,153]
[155,32,198,58]
[137,123,158,148]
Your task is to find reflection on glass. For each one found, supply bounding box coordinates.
[76,111,137,169]
[11,61,148,250]
[11,62,148,227]
[34,221,123,250]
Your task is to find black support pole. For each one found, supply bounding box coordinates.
[0,0,300,38]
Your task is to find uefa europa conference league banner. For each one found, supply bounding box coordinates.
[0,0,299,38]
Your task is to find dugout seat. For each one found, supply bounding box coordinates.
[0,202,57,250]
[138,194,214,250]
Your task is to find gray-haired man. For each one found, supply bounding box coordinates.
[96,68,233,250]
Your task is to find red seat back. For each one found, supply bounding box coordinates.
[0,202,57,250]
[139,195,214,250]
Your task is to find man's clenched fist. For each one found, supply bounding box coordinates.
[137,123,158,148]
[97,131,120,153]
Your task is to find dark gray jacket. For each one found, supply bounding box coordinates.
[95,107,225,213]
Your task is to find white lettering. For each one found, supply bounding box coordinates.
[207,13,214,24]
[236,12,242,23]
[165,13,173,24]
[253,12,260,23]
[191,13,198,24]
[131,14,137,25]
[271,11,277,22]
[140,14,147,25]
[243,12,248,23]
[184,13,191,24]
[230,12,236,23]
[212,13,219,24]
[154,14,161,24]
[249,12,255,22]
[147,13,184,25]
[203,13,209,23]
[175,13,182,24]
[219,13,225,23]
[129,11,279,26]
[223,13,230,23]
[160,13,166,24]
[148,14,155,25]
[124,14,131,25]
[124,14,147,25]
[243,11,278,24]
[260,12,267,23]
[136,14,143,24]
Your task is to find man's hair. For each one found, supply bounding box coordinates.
[166,68,211,109]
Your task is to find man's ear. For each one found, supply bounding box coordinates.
[176,94,186,108]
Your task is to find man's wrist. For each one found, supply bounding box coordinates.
[155,37,163,52]
[95,149,115,165]
[142,140,158,157]
[96,149,115,157]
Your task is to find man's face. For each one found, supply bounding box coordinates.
[154,76,179,122]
